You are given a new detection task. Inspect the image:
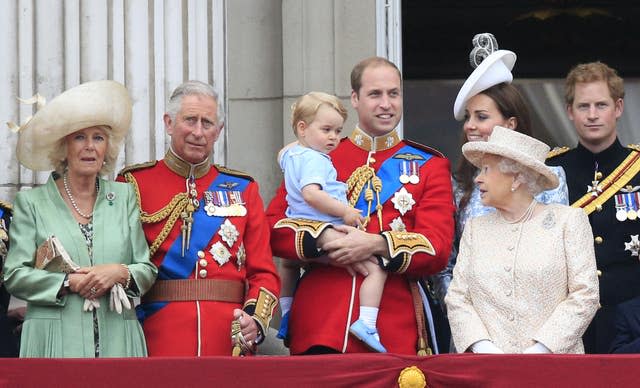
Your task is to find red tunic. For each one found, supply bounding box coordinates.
[266,130,455,354]
[119,158,279,356]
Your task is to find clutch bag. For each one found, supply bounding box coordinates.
[34,235,80,273]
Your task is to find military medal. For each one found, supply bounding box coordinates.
[399,161,410,184]
[391,187,415,216]
[236,243,246,271]
[218,219,239,247]
[409,161,420,184]
[627,192,638,220]
[210,241,231,266]
[615,194,628,222]
[624,235,640,257]
[204,190,246,217]
[586,163,603,197]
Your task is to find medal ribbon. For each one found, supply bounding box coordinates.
[353,145,433,216]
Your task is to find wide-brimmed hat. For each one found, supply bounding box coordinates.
[16,80,132,171]
[462,126,559,190]
[453,49,516,121]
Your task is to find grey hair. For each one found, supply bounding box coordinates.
[497,157,545,196]
[48,125,119,176]
[166,80,225,125]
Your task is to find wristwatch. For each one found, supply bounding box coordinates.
[63,274,70,289]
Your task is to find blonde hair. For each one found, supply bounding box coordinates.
[49,125,119,176]
[290,92,348,136]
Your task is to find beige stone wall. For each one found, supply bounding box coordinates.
[227,0,377,204]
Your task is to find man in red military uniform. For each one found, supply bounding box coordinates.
[266,57,455,355]
[118,80,279,356]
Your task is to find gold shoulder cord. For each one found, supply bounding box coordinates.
[346,164,383,230]
[124,172,189,257]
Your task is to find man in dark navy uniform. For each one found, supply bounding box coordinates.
[547,61,640,353]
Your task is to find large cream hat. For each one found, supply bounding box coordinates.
[16,80,132,171]
[462,126,559,190]
[453,33,516,121]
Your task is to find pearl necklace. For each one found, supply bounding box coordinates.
[499,198,537,224]
[63,173,98,219]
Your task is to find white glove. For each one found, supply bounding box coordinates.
[109,283,132,314]
[523,342,552,354]
[83,298,100,312]
[470,340,504,354]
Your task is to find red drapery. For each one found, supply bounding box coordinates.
[1,353,638,387]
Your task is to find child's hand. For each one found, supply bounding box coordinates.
[342,207,365,228]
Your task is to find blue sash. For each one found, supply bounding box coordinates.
[353,144,433,216]
[138,172,250,321]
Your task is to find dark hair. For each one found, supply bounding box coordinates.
[454,82,532,211]
[350,57,402,95]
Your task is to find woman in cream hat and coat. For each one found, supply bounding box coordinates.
[3,80,157,357]
[430,34,569,316]
[445,126,599,354]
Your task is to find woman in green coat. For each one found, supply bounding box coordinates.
[3,80,157,357]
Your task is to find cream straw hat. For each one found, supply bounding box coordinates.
[16,80,132,171]
[462,126,559,190]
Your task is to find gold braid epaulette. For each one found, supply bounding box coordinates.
[118,160,157,176]
[627,144,640,152]
[215,164,254,181]
[546,146,570,159]
[0,200,12,212]
[123,171,189,257]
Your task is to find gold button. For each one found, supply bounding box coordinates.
[597,269,602,277]
[594,236,603,244]
[199,269,208,278]
[199,259,208,267]
[197,250,205,259]
[595,205,602,212]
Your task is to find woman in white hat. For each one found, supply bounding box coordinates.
[445,126,599,353]
[430,34,569,315]
[3,80,157,357]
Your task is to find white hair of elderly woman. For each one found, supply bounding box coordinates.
[495,156,545,196]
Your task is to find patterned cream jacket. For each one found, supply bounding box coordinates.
[445,204,599,353]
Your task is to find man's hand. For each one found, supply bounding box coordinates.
[322,224,388,265]
[316,227,374,276]
[233,308,259,345]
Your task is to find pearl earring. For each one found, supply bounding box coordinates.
[510,186,516,192]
